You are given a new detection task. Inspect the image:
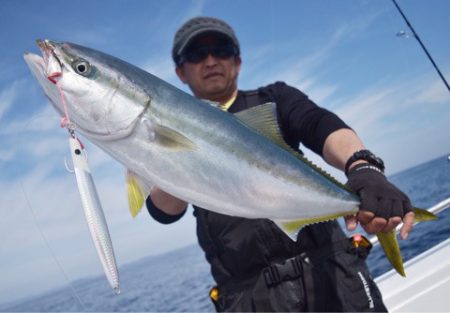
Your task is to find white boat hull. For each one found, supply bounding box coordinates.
[376,237,450,312]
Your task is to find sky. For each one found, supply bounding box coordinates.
[1,0,449,306]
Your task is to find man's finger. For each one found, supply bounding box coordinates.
[345,215,358,231]
[361,217,387,234]
[357,210,375,225]
[382,216,402,232]
[400,211,415,240]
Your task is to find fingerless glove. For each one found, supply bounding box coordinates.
[346,163,412,219]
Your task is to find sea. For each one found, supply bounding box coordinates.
[2,155,450,312]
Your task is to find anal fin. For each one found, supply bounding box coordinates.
[273,210,355,241]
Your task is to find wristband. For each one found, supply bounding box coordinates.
[345,149,385,176]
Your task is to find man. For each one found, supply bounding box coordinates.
[146,16,414,311]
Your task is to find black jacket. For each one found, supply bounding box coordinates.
[147,82,386,312]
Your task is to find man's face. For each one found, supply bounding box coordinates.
[176,34,241,103]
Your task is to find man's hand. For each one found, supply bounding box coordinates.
[345,163,414,239]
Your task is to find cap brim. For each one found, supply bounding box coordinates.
[177,28,234,56]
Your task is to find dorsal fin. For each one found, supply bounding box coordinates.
[234,102,287,147]
[234,102,352,192]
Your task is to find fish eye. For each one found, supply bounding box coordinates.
[72,59,92,76]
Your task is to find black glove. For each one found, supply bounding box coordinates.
[346,163,413,220]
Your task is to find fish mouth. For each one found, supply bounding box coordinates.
[36,39,62,56]
[24,40,64,115]
[24,39,67,123]
[23,39,64,85]
[36,39,54,54]
[36,39,64,83]
[36,38,53,50]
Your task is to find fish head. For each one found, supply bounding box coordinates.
[24,39,149,140]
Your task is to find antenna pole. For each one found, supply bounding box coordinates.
[391,0,450,93]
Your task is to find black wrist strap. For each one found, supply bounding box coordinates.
[347,163,384,175]
[345,149,385,176]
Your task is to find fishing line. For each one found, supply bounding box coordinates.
[391,0,450,94]
[55,82,74,130]
[0,113,57,235]
[19,181,87,311]
[6,111,87,309]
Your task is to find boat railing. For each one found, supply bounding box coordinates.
[370,197,450,246]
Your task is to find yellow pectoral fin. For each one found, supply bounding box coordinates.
[377,231,405,277]
[127,171,145,218]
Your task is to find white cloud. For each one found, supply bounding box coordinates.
[0,104,59,135]
[307,84,339,105]
[0,156,198,303]
[240,6,390,103]
[240,23,357,102]
[141,56,178,85]
[413,77,450,105]
[0,50,199,299]
[180,0,206,20]
[0,80,24,121]
[335,86,397,135]
[238,14,449,177]
[0,148,15,164]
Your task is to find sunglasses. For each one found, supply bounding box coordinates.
[178,44,238,65]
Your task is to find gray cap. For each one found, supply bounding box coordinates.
[172,16,240,65]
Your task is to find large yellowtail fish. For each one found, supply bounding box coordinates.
[24,40,436,277]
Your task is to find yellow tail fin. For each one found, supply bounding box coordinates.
[378,208,438,276]
[377,231,405,276]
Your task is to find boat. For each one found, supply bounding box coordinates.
[374,197,450,312]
